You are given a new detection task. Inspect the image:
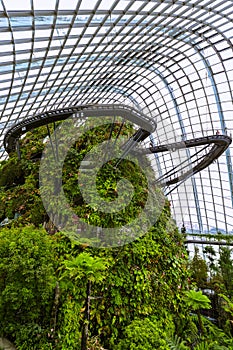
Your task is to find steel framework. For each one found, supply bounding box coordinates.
[0,0,233,236]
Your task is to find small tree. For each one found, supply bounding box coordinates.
[61,252,110,350]
[203,245,218,277]
[184,290,211,335]
[218,247,233,297]
[190,247,208,289]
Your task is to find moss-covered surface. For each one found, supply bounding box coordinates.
[0,120,232,349]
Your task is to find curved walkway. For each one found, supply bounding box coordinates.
[4,104,156,154]
[139,134,232,186]
[3,104,231,190]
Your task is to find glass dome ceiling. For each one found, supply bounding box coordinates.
[0,0,233,236]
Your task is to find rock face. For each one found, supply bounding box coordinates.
[0,338,16,350]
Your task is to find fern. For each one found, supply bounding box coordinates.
[194,341,229,350]
[194,342,208,350]
[166,334,188,349]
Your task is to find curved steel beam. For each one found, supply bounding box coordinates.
[139,134,232,187]
[4,103,156,154]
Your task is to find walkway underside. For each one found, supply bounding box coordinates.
[3,104,232,193]
[4,104,156,154]
[139,134,232,189]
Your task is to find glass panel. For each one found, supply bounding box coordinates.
[4,0,31,10]
[10,16,32,27]
[33,0,57,10]
[35,15,54,26]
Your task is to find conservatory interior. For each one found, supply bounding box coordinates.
[0,0,233,349]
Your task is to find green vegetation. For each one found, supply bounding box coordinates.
[0,122,233,349]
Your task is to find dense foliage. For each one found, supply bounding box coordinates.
[0,122,233,349]
[0,226,56,349]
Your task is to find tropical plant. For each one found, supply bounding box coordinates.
[61,253,110,350]
[219,294,233,317]
[166,334,188,349]
[203,245,218,276]
[0,226,56,348]
[184,290,211,335]
[189,247,208,289]
[0,120,192,349]
[114,317,171,350]
[218,247,233,297]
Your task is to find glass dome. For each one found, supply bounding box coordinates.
[0,0,233,237]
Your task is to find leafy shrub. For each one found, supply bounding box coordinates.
[0,226,56,347]
[114,317,172,350]
[0,121,192,350]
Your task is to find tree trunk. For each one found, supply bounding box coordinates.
[81,280,91,350]
[50,281,60,332]
[197,310,205,335]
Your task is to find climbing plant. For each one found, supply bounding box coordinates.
[2,118,233,349]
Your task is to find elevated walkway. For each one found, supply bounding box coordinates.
[4,104,156,154]
[3,105,232,193]
[139,134,232,187]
